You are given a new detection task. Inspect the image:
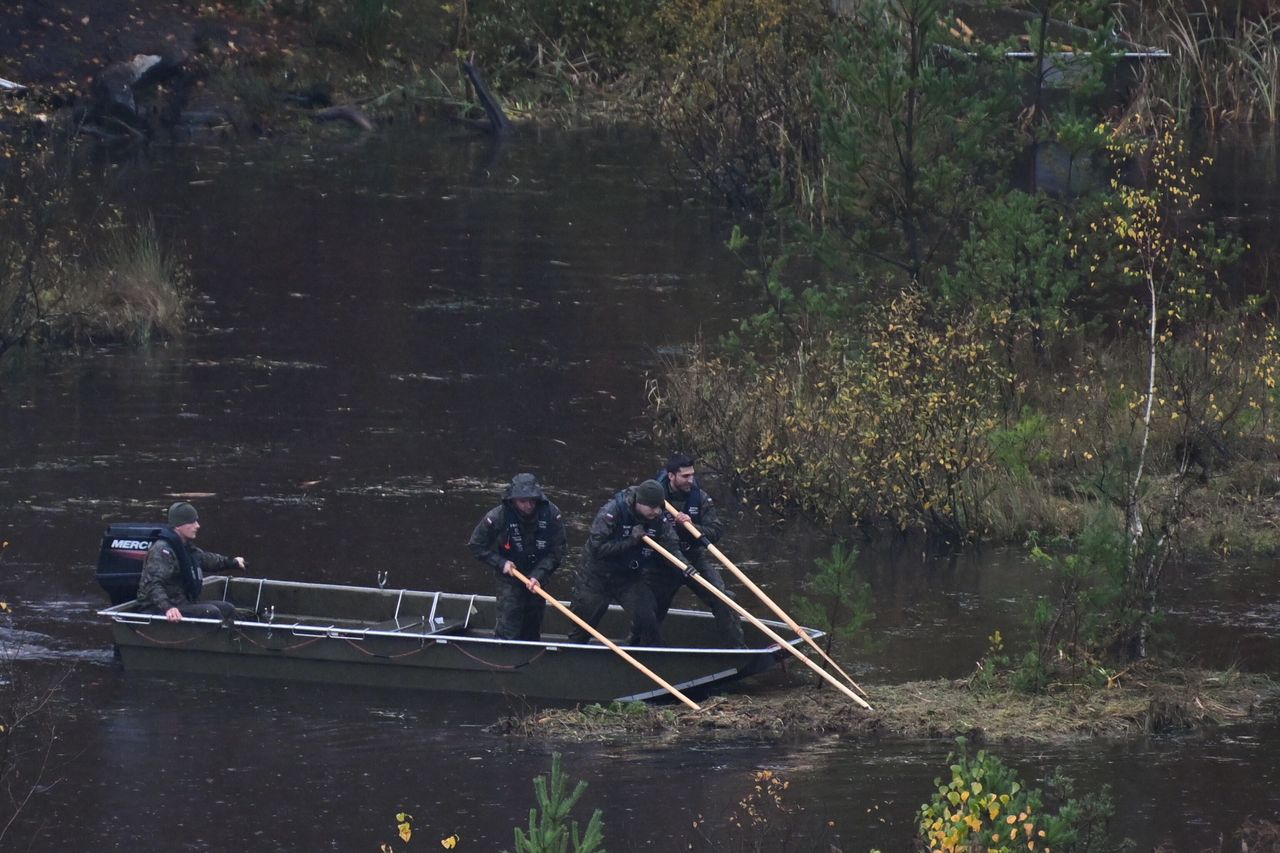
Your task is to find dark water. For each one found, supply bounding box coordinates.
[1,126,1277,850]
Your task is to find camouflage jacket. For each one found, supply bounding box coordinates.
[136,538,235,612]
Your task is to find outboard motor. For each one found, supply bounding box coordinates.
[96,523,167,605]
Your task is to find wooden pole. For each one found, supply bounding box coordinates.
[505,567,701,711]
[643,536,872,711]
[665,500,869,699]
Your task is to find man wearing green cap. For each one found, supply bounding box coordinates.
[566,480,682,645]
[136,501,245,623]
[468,473,568,641]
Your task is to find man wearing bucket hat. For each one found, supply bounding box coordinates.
[468,473,568,641]
[566,479,682,646]
[136,501,245,623]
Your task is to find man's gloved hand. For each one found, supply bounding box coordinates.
[630,524,648,544]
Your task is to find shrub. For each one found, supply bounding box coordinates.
[918,738,1128,853]
[508,753,605,853]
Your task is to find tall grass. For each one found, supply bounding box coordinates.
[62,217,191,345]
[1126,0,1280,127]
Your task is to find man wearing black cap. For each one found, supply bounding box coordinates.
[651,453,745,647]
[136,501,245,623]
[566,480,682,645]
[468,473,568,641]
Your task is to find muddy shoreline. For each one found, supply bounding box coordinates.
[492,667,1279,743]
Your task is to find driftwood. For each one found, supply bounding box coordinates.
[462,61,511,135]
[314,104,375,132]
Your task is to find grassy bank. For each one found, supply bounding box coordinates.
[492,666,1278,743]
[0,122,191,363]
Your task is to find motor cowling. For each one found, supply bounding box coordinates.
[96,523,168,605]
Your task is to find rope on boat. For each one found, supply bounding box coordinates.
[126,619,548,669]
[340,636,431,660]
[449,642,547,670]
[126,622,226,646]
[232,627,326,653]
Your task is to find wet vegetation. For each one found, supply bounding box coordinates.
[493,666,1277,743]
[0,119,190,364]
[466,749,1278,852]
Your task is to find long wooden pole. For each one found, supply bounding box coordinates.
[665,500,869,699]
[504,567,701,712]
[643,536,872,711]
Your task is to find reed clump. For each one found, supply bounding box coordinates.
[61,217,191,345]
[1125,0,1280,127]
[1,119,191,362]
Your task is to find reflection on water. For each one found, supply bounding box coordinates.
[0,126,1277,849]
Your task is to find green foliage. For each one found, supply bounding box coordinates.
[654,289,1011,541]
[1024,514,1133,679]
[919,739,1048,852]
[988,408,1052,482]
[810,0,1022,292]
[580,700,650,718]
[940,187,1104,347]
[643,0,830,212]
[791,541,873,655]
[968,630,1009,692]
[918,738,1127,853]
[508,753,606,853]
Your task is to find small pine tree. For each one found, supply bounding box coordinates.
[792,541,873,657]
[508,753,606,853]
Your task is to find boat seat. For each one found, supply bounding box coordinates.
[425,616,468,636]
[366,616,427,633]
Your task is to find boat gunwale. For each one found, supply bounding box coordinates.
[98,575,824,656]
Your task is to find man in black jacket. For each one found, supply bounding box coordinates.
[566,480,681,646]
[649,454,745,647]
[136,501,244,622]
[468,473,568,641]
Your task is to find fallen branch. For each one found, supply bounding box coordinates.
[314,104,375,132]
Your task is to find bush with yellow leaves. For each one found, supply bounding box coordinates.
[918,738,1129,853]
[653,287,1010,543]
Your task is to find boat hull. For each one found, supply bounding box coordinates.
[100,576,819,702]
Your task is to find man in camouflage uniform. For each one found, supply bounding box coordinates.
[468,473,568,641]
[136,501,244,622]
[647,453,745,647]
[567,479,682,646]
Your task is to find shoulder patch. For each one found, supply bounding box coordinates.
[484,517,494,526]
[604,512,615,522]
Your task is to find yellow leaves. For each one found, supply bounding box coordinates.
[440,834,460,849]
[397,812,413,843]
